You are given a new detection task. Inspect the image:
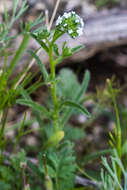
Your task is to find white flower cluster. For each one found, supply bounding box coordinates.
[56,11,84,38]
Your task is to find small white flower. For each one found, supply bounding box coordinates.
[68,12,71,17]
[42,39,46,43]
[77,27,83,36]
[64,23,67,27]
[71,11,76,15]
[33,32,37,36]
[63,12,69,18]
[75,19,79,23]
[56,16,62,26]
[60,26,64,31]
[68,29,73,34]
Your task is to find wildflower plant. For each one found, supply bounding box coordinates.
[17,9,91,190]
[0,0,96,189]
[23,10,90,134]
[1,1,126,190]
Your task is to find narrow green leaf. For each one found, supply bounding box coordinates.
[5,118,35,132]
[62,46,72,57]
[9,0,28,29]
[60,100,91,118]
[15,0,28,20]
[53,44,59,56]
[3,3,9,25]
[19,71,37,89]
[122,139,127,156]
[31,33,49,53]
[30,13,45,29]
[54,55,63,65]
[12,0,19,16]
[21,90,44,129]
[16,99,50,118]
[26,80,44,95]
[60,70,91,127]
[83,149,113,165]
[28,49,48,81]
[71,45,84,54]
[13,112,27,150]
[52,29,64,44]
[7,32,30,78]
[76,70,90,101]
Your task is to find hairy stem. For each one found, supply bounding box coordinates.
[49,46,59,132]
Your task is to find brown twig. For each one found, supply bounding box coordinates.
[45,10,49,27]
[48,0,61,31]
[76,176,101,190]
[14,56,39,89]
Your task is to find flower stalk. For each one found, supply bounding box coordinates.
[49,45,59,132]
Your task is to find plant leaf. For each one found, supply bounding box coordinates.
[16,99,50,118]
[53,44,59,56]
[83,149,113,165]
[60,70,91,127]
[71,45,84,54]
[28,49,48,81]
[7,32,30,78]
[122,139,127,156]
[31,33,49,53]
[60,100,91,118]
[21,90,44,129]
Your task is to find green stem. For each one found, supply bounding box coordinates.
[108,80,121,188]
[7,32,30,78]
[112,92,122,186]
[0,108,8,163]
[0,108,8,141]
[49,46,59,132]
[77,164,95,182]
[112,95,121,157]
[55,174,59,190]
